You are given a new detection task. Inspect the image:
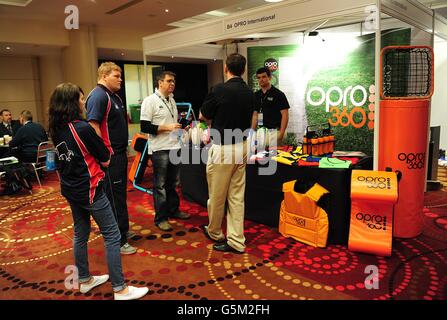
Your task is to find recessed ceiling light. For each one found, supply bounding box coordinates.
[171,56,174,59]
[165,9,169,13]
[5,46,11,50]
[0,0,33,7]
[121,52,125,56]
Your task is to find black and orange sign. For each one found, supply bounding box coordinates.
[348,170,398,256]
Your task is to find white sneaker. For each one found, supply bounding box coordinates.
[79,274,109,293]
[114,286,149,300]
[120,243,137,255]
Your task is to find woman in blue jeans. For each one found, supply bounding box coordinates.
[48,83,148,300]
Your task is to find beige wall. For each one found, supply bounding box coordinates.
[432,38,447,150]
[62,27,98,94]
[38,54,64,128]
[207,60,224,90]
[0,18,69,47]
[0,56,43,125]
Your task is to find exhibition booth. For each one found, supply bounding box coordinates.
[138,0,447,255]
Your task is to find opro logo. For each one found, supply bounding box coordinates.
[398,152,425,170]
[264,58,278,72]
[356,212,387,230]
[307,85,368,112]
[357,176,391,189]
[292,216,306,227]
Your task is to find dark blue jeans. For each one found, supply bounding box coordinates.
[104,151,129,246]
[152,149,181,224]
[69,191,126,292]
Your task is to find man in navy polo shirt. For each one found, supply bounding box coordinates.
[86,62,136,255]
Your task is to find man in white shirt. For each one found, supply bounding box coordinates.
[140,71,190,231]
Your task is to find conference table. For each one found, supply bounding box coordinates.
[179,146,353,245]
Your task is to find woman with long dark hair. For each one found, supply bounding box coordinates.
[48,83,148,300]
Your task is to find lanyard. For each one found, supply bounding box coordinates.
[156,93,175,120]
[259,88,271,113]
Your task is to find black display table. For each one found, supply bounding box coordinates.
[179,147,352,245]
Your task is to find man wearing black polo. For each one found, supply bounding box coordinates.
[199,53,255,254]
[252,67,290,144]
[86,62,136,255]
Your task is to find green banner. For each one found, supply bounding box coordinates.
[248,29,411,155]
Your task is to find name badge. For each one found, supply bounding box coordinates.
[257,112,264,127]
[267,97,274,101]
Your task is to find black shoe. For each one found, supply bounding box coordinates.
[172,211,191,220]
[213,243,244,254]
[200,225,225,243]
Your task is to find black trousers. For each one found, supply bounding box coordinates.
[104,151,129,246]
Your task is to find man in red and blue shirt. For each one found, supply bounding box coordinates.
[86,62,136,255]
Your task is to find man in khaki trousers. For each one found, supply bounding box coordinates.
[199,53,256,254]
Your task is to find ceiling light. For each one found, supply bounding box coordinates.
[171,56,174,59]
[0,0,33,7]
[121,52,125,56]
[5,46,11,50]
[264,0,283,2]
[165,9,169,13]
[206,10,228,17]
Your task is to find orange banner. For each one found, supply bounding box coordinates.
[348,170,398,256]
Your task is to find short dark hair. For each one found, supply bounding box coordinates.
[256,67,271,77]
[0,109,11,116]
[21,110,33,122]
[157,71,176,82]
[225,53,246,77]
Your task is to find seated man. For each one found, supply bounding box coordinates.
[0,109,22,137]
[9,110,48,163]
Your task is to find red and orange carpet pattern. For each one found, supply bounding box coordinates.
[0,166,446,300]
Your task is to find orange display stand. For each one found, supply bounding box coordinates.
[348,170,398,256]
[378,99,429,238]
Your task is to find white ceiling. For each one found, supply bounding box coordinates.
[1,0,447,59]
[0,0,269,32]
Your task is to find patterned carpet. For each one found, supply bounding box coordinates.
[0,165,446,300]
